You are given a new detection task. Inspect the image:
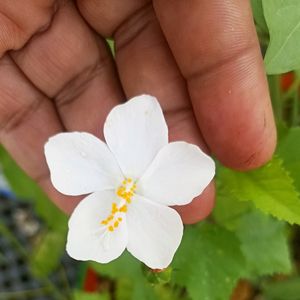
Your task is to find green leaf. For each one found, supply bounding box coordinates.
[130,280,158,300]
[251,0,268,34]
[91,252,158,300]
[0,146,67,231]
[115,278,135,300]
[172,223,245,300]
[153,285,185,300]
[90,251,142,280]
[30,230,66,277]
[106,39,115,57]
[236,211,292,277]
[262,277,300,300]
[263,0,300,74]
[277,127,300,192]
[213,183,253,230]
[115,276,158,300]
[218,157,300,225]
[73,291,110,300]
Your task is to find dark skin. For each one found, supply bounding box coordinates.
[0,0,276,224]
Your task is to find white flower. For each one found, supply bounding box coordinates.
[44,95,215,269]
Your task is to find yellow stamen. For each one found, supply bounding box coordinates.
[100,178,136,233]
[112,202,119,214]
[119,205,127,213]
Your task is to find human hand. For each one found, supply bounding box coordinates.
[0,0,276,224]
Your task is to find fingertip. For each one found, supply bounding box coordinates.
[174,181,215,225]
[220,115,277,171]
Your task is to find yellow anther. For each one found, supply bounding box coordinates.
[111,203,119,214]
[102,179,137,232]
[119,205,127,213]
[117,188,122,194]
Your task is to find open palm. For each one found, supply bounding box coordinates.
[0,0,276,223]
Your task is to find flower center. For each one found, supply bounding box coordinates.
[100,178,136,232]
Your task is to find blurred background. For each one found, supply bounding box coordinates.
[1,1,300,300]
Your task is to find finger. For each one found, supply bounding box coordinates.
[77,0,215,223]
[11,1,124,137]
[173,182,215,224]
[153,0,276,170]
[0,0,57,57]
[0,56,81,212]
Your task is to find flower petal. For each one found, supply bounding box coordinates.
[127,194,183,269]
[67,190,128,263]
[138,142,215,206]
[103,95,168,179]
[45,132,123,196]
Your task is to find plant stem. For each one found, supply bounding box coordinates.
[283,77,300,101]
[0,222,27,257]
[291,90,299,126]
[268,75,282,121]
[0,287,49,299]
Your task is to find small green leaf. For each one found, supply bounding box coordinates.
[277,127,300,192]
[237,212,292,277]
[172,223,245,300]
[218,157,300,225]
[106,39,115,57]
[30,230,66,277]
[145,267,172,285]
[263,0,300,74]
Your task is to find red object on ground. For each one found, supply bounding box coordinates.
[281,72,294,92]
[83,267,100,292]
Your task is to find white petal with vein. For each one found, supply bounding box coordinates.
[45,132,123,196]
[67,190,127,263]
[127,194,183,269]
[139,142,215,206]
[104,95,168,179]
